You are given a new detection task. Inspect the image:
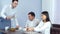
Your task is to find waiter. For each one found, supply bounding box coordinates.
[1,0,19,29]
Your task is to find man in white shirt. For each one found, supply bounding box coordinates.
[25,12,40,31]
[1,0,19,28]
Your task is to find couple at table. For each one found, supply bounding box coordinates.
[20,11,51,34]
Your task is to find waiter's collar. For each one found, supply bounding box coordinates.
[10,4,16,9]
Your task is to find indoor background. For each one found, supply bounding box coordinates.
[0,0,60,27]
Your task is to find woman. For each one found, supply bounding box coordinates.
[27,11,51,34]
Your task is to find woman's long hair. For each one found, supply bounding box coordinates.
[41,11,50,22]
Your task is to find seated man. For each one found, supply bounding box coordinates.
[25,12,40,31]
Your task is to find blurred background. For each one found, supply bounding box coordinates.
[0,0,60,27]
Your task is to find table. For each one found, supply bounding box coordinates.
[6,30,42,34]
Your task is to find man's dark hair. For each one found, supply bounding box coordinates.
[12,0,18,2]
[41,11,50,22]
[28,12,35,17]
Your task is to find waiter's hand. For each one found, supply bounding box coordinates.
[6,16,14,20]
[6,16,12,20]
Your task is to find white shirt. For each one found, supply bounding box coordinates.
[25,18,40,28]
[1,4,19,28]
[34,20,51,34]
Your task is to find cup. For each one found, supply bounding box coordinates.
[5,26,9,31]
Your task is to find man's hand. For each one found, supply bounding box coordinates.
[26,27,34,32]
[15,26,20,30]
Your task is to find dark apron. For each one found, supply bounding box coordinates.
[0,17,11,34]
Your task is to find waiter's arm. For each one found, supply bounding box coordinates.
[14,15,19,28]
[1,5,12,20]
[1,5,7,19]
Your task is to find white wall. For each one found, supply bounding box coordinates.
[0,1,2,16]
[54,0,60,24]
